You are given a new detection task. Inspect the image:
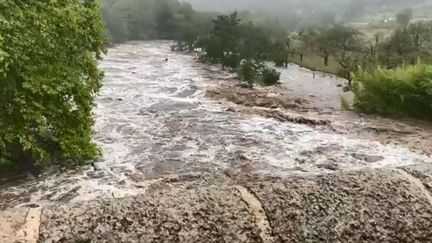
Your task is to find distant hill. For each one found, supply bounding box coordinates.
[183,0,431,21]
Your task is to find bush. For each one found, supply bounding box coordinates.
[352,65,432,120]
[0,0,106,171]
[238,59,261,85]
[198,52,209,63]
[260,66,281,86]
[222,54,242,69]
[238,60,281,87]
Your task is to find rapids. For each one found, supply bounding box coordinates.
[0,41,430,210]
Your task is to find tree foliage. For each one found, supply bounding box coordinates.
[101,0,213,43]
[0,0,106,171]
[378,23,432,68]
[208,12,241,68]
[191,12,281,86]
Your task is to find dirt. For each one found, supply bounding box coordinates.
[205,72,432,156]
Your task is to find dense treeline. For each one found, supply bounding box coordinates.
[101,0,215,43]
[176,12,285,86]
[0,0,106,172]
[100,0,342,44]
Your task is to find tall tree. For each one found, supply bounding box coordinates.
[202,12,241,68]
[0,0,106,171]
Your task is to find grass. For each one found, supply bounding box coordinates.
[289,50,341,75]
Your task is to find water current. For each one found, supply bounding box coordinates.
[0,41,430,210]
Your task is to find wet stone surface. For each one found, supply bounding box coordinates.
[39,186,262,243]
[11,166,432,243]
[246,168,432,242]
[0,41,431,210]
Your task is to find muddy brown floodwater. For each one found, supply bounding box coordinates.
[1,41,431,210]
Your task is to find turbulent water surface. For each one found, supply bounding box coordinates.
[0,41,430,210]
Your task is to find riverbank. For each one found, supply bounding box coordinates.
[206,63,432,157]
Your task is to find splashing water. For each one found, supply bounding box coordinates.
[0,41,430,210]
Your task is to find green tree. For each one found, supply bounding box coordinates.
[379,28,418,67]
[176,11,214,51]
[408,22,432,51]
[102,7,129,43]
[101,0,201,43]
[155,2,179,38]
[327,25,362,85]
[299,29,319,51]
[238,22,272,60]
[0,0,106,171]
[271,39,290,67]
[201,12,241,68]
[316,31,332,66]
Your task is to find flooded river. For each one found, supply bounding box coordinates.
[1,41,430,210]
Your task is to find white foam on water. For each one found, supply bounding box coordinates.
[1,41,430,210]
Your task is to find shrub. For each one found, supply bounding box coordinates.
[198,52,208,63]
[238,60,281,87]
[222,54,242,69]
[238,59,261,86]
[260,66,281,86]
[352,65,432,120]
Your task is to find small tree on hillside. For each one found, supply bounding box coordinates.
[299,28,319,51]
[408,22,432,50]
[329,25,362,85]
[271,39,291,67]
[316,31,333,66]
[379,28,418,67]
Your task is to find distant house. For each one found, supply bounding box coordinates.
[383,17,395,24]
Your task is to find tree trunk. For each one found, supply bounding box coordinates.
[324,55,329,66]
[346,72,352,88]
[300,53,304,62]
